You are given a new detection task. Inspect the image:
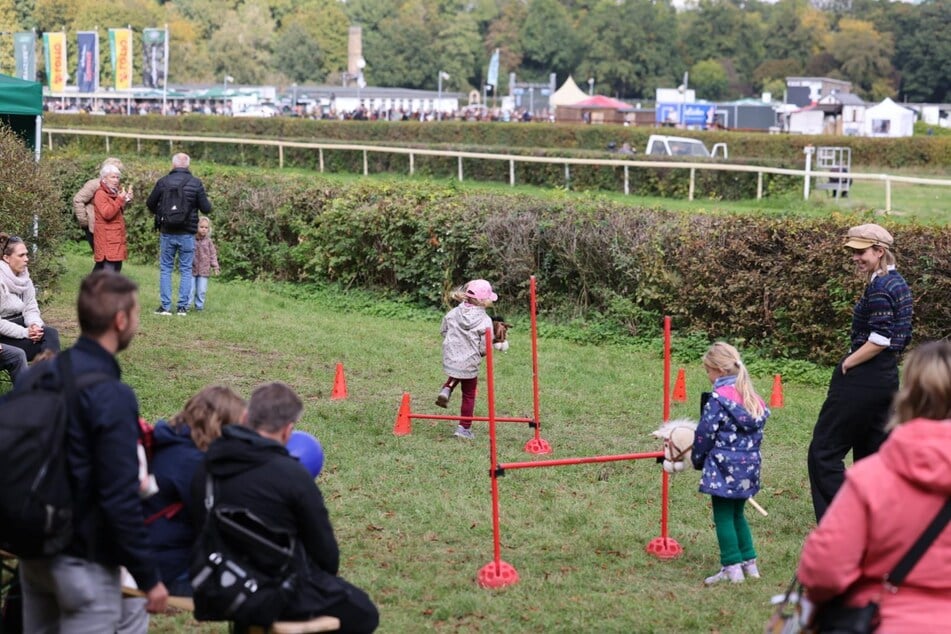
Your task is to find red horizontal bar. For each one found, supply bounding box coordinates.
[410,413,534,423]
[500,451,663,470]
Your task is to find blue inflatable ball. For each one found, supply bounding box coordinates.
[287,430,324,478]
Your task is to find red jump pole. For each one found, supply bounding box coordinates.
[478,326,519,588]
[646,315,682,559]
[524,275,551,455]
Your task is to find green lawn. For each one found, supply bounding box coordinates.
[36,251,831,633]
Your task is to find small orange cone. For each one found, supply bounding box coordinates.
[769,374,784,408]
[394,392,412,436]
[331,363,348,400]
[672,368,687,403]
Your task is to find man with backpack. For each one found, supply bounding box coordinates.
[145,153,212,316]
[190,382,379,633]
[16,272,168,630]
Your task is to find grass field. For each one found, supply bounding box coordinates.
[34,251,834,633]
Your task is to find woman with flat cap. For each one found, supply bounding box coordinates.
[807,223,913,521]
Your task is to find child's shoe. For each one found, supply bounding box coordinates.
[704,564,744,585]
[454,425,474,440]
[435,387,452,408]
[741,558,760,579]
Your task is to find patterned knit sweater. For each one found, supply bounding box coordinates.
[850,267,913,353]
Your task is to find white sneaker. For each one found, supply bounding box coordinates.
[741,559,760,579]
[454,425,474,440]
[704,564,744,585]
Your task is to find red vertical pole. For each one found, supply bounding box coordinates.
[477,328,517,587]
[530,276,541,441]
[646,315,683,559]
[485,328,502,570]
[663,316,671,423]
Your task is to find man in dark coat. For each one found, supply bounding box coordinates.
[18,272,168,631]
[145,152,212,316]
[191,382,378,633]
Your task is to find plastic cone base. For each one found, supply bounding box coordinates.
[393,393,412,436]
[477,560,519,588]
[672,368,687,403]
[524,437,553,455]
[645,536,683,560]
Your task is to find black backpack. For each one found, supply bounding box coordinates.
[0,351,110,558]
[190,475,300,626]
[159,178,189,231]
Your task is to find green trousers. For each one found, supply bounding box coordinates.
[712,496,757,566]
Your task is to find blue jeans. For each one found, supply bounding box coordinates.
[190,275,209,310]
[159,233,194,311]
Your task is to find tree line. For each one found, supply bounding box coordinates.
[5,0,948,103]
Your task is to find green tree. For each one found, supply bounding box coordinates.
[207,1,276,84]
[519,0,580,81]
[577,0,678,99]
[678,0,766,96]
[0,0,19,76]
[827,18,894,98]
[763,0,830,67]
[888,1,951,103]
[484,0,526,76]
[690,59,728,100]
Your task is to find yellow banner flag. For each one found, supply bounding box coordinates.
[43,32,68,92]
[109,28,134,90]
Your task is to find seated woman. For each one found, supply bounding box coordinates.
[143,385,246,596]
[0,234,60,367]
[798,340,951,631]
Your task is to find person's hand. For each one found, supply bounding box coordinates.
[214,268,220,276]
[27,324,43,341]
[145,582,169,613]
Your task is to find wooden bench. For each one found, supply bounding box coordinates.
[122,586,340,633]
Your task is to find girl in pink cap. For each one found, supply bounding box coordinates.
[435,279,497,439]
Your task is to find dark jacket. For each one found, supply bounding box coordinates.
[23,336,160,591]
[191,425,347,614]
[145,167,212,235]
[142,420,202,586]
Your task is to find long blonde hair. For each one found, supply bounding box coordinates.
[703,342,765,419]
[887,341,951,431]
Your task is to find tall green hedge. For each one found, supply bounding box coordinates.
[50,153,949,365]
[46,112,951,169]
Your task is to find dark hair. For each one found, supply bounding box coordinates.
[77,272,138,336]
[246,382,303,433]
[0,233,24,257]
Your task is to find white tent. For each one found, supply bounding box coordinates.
[863,98,915,137]
[549,76,588,109]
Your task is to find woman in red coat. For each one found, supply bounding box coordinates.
[92,163,132,272]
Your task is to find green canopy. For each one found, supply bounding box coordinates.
[0,73,43,159]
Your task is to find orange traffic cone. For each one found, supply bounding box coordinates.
[394,392,412,436]
[672,368,687,403]
[331,363,348,400]
[769,374,784,408]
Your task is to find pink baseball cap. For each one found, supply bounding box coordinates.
[465,279,497,302]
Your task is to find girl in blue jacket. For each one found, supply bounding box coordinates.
[692,342,769,585]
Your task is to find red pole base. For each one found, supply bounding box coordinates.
[477,560,520,589]
[645,536,683,560]
[523,437,552,455]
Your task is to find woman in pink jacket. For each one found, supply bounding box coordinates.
[798,340,951,632]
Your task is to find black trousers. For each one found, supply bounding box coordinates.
[283,574,379,634]
[807,351,898,521]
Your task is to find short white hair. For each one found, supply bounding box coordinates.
[100,164,121,179]
[172,153,190,168]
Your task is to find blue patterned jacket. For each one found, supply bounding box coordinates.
[691,375,769,499]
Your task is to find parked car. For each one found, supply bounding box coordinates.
[645,135,728,159]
